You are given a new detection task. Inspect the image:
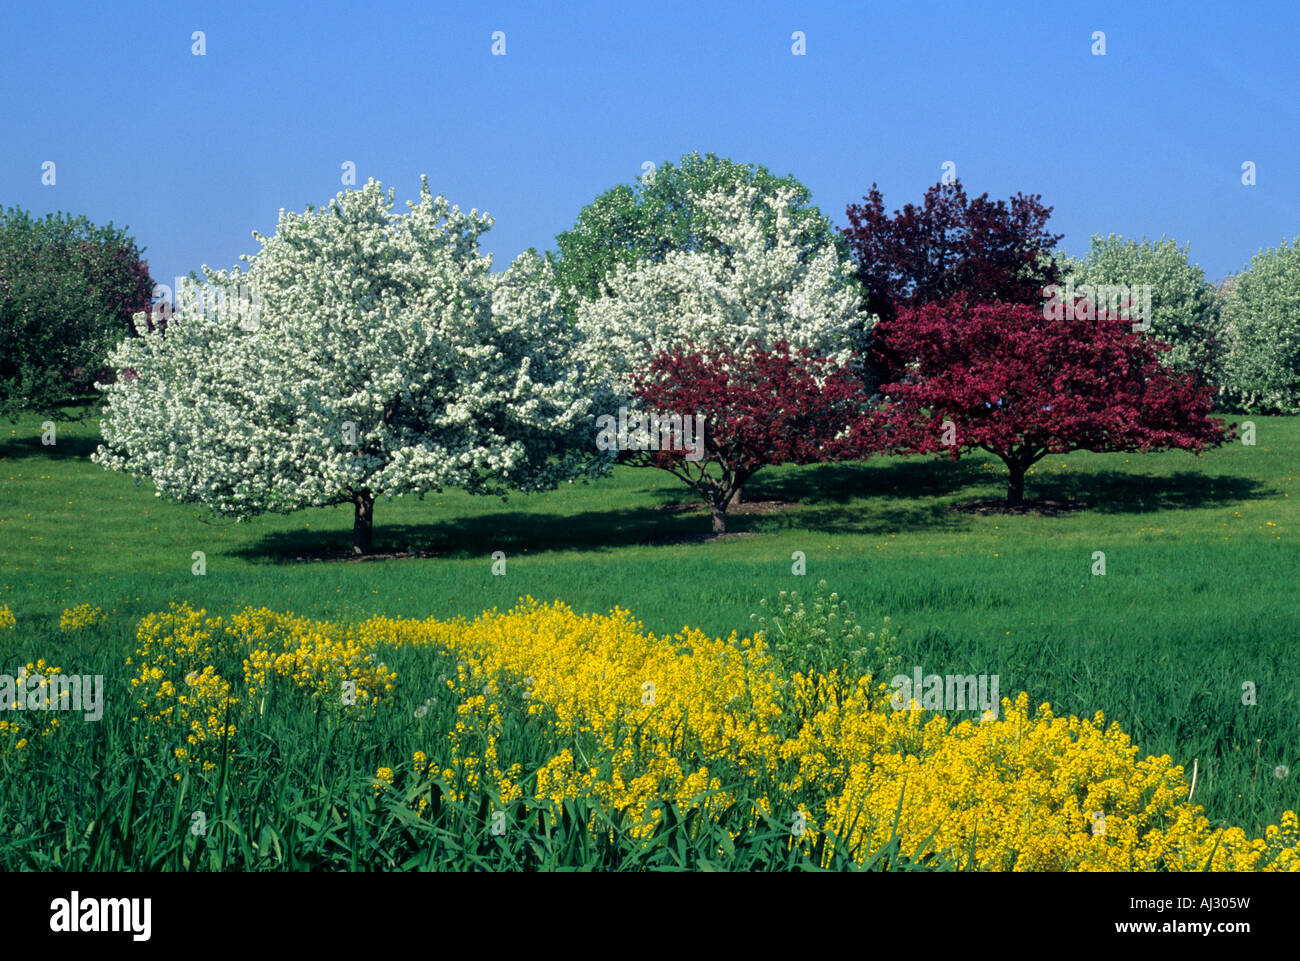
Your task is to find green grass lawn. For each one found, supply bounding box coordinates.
[2,407,1297,833]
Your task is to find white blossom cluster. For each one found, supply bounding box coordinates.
[93,177,598,519]
[573,184,871,401]
[1216,237,1300,413]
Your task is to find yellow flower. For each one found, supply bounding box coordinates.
[59,604,106,633]
[116,597,1300,872]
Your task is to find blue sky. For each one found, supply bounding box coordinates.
[3,0,1297,292]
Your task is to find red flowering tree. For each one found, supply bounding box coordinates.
[871,293,1233,507]
[842,179,1061,343]
[627,341,874,533]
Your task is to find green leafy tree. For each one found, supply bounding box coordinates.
[0,207,154,419]
[1217,238,1300,413]
[551,151,852,319]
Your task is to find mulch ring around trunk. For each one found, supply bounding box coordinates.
[286,548,447,562]
[948,498,1082,516]
[645,499,796,543]
[653,499,800,516]
[642,531,762,545]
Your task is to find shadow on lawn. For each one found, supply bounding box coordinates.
[235,505,717,563]
[746,457,1267,516]
[235,461,1267,562]
[743,457,987,504]
[1023,469,1269,514]
[237,468,985,561]
[237,498,979,562]
[0,431,101,461]
[0,401,103,461]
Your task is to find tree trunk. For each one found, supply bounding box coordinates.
[352,490,374,555]
[1006,464,1026,507]
[732,485,742,507]
[710,505,727,535]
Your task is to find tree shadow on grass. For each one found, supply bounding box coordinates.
[632,457,987,510]
[234,505,725,564]
[232,465,1270,563]
[740,457,1267,516]
[1022,470,1270,514]
[764,500,973,537]
[0,431,101,461]
[744,457,988,504]
[234,492,974,562]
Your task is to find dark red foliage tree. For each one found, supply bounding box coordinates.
[870,293,1234,507]
[73,236,157,388]
[627,342,875,534]
[841,179,1062,325]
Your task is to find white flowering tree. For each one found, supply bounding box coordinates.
[94,178,598,555]
[574,183,871,398]
[1217,238,1300,413]
[573,183,871,506]
[1058,234,1220,379]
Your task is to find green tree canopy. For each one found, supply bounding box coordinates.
[550,151,850,319]
[0,207,153,420]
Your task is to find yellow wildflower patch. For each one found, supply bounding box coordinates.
[59,604,105,633]
[0,659,66,759]
[120,598,1299,870]
[378,598,1300,871]
[127,602,398,773]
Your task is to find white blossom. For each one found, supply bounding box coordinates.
[94,178,599,547]
[1216,237,1300,413]
[573,184,871,401]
